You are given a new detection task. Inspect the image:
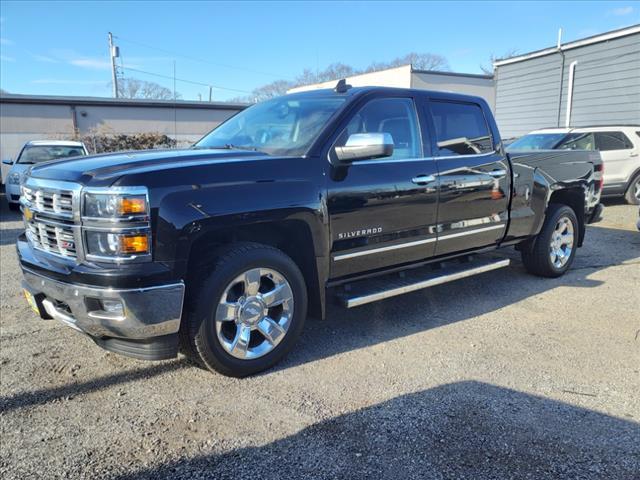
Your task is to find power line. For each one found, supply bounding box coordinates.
[120,65,253,94]
[113,34,290,81]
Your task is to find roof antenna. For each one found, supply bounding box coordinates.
[334,79,352,93]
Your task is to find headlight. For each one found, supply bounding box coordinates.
[84,192,148,219]
[81,187,151,262]
[8,172,21,185]
[85,230,150,258]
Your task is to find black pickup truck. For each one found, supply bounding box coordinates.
[17,84,604,377]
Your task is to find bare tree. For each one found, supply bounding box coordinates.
[117,78,181,100]
[228,52,451,103]
[480,49,519,75]
[366,52,450,72]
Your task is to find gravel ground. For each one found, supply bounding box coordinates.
[1,193,639,479]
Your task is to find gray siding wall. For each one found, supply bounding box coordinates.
[495,32,640,138]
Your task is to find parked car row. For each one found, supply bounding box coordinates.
[507,125,640,205]
[2,140,88,209]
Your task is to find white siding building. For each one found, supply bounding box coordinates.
[493,25,640,139]
[287,64,495,108]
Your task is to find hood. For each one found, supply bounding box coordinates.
[27,148,269,185]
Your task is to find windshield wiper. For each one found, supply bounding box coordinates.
[194,143,264,153]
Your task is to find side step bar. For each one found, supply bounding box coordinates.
[338,257,511,308]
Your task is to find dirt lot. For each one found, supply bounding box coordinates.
[1,194,639,479]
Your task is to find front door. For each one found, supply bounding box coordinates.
[425,98,511,256]
[327,96,439,279]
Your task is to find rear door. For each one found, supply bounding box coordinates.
[593,131,638,192]
[327,95,439,278]
[425,98,511,256]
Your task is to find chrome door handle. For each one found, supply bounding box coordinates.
[630,152,639,157]
[411,174,436,185]
[488,169,507,178]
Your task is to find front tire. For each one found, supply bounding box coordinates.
[624,173,640,205]
[181,242,307,377]
[521,204,579,278]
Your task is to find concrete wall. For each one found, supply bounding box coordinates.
[0,95,246,167]
[494,28,640,138]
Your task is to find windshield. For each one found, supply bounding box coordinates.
[507,133,568,151]
[194,96,347,156]
[18,145,86,164]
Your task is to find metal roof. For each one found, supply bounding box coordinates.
[0,93,248,110]
[494,24,640,67]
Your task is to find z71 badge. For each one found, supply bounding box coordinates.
[337,227,382,240]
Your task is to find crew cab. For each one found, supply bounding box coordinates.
[508,126,640,204]
[17,84,604,377]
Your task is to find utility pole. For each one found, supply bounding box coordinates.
[208,86,213,102]
[108,32,119,98]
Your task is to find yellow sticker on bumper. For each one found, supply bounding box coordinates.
[23,289,40,314]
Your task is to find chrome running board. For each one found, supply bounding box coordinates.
[339,257,511,308]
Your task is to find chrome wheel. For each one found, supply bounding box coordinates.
[634,178,640,200]
[215,268,294,360]
[549,216,574,268]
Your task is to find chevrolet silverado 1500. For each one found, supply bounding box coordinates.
[18,83,604,376]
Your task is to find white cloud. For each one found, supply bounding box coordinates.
[1,55,15,62]
[0,37,13,46]
[610,6,634,16]
[31,79,106,85]
[32,54,59,63]
[69,58,111,70]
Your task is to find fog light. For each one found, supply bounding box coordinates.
[100,299,124,317]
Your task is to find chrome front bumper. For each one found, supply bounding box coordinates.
[22,268,184,340]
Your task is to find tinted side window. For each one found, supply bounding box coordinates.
[595,132,633,151]
[429,101,493,156]
[556,132,595,150]
[337,98,422,160]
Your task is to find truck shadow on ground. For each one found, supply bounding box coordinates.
[116,381,640,479]
[277,224,640,374]
[0,361,189,414]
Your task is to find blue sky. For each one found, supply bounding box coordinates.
[1,1,638,101]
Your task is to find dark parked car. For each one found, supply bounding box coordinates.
[18,84,604,376]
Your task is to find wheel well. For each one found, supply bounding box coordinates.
[626,167,640,191]
[186,221,322,318]
[548,188,586,246]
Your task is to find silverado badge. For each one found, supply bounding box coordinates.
[337,227,382,240]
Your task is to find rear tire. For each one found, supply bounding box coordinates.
[624,173,640,205]
[180,242,307,377]
[521,204,579,278]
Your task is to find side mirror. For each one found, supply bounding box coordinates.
[334,133,394,163]
[2,159,13,165]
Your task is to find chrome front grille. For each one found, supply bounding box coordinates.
[22,185,74,218]
[25,218,77,259]
[21,179,82,262]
